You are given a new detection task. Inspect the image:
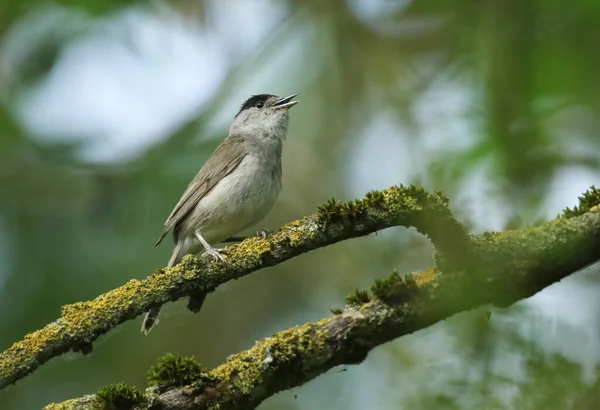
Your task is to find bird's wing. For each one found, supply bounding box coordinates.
[155,135,246,247]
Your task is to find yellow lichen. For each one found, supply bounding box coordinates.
[229,237,271,257]
[0,323,62,383]
[209,319,332,402]
[282,218,304,228]
[43,399,79,410]
[415,268,438,287]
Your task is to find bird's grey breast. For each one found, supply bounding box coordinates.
[180,135,282,245]
[227,136,282,229]
[242,135,283,199]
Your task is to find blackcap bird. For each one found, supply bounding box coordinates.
[141,93,298,334]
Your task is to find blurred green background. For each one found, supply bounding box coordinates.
[2,0,600,409]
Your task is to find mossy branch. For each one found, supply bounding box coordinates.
[0,185,468,390]
[47,206,600,409]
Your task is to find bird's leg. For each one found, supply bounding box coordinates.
[195,231,227,263]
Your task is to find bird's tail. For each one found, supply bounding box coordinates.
[141,243,182,335]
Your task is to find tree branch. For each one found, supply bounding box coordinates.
[0,185,467,390]
[47,206,600,410]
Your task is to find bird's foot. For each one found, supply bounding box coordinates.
[255,229,272,239]
[206,247,228,263]
[195,231,228,264]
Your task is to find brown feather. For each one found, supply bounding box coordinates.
[155,135,247,247]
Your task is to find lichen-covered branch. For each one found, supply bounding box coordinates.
[46,205,600,410]
[0,185,468,390]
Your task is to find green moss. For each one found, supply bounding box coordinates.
[316,198,341,220]
[562,186,600,218]
[371,271,419,304]
[345,288,371,306]
[317,187,399,223]
[371,272,401,300]
[364,189,385,203]
[314,185,455,230]
[434,190,450,205]
[330,307,343,315]
[93,383,144,410]
[147,353,206,389]
[316,197,368,222]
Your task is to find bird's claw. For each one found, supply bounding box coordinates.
[255,230,271,239]
[207,248,228,264]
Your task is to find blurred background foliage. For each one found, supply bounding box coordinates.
[1,0,600,409]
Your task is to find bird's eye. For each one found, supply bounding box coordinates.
[256,101,264,108]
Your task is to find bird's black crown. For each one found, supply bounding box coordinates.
[236,94,276,117]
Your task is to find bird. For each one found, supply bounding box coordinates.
[141,93,298,335]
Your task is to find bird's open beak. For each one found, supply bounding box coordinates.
[273,94,298,110]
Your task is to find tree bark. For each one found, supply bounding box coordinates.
[1,185,599,410]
